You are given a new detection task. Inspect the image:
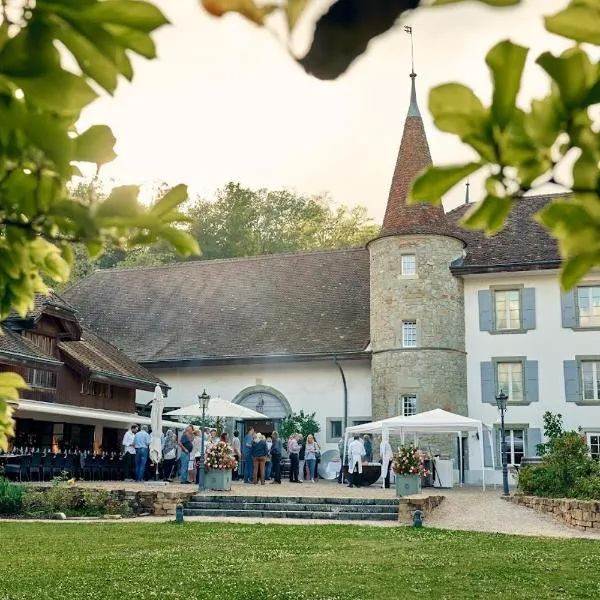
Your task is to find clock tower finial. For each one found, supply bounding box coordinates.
[403,25,419,117]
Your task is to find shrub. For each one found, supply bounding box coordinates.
[0,477,23,515]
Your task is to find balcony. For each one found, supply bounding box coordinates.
[21,387,57,404]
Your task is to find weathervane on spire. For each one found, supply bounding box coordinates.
[404,25,415,78]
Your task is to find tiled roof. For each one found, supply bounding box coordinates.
[447,194,563,271]
[63,248,371,363]
[0,329,62,366]
[379,75,459,240]
[58,329,165,390]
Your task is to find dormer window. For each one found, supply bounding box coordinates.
[401,254,416,276]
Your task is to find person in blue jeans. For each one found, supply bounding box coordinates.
[178,425,194,483]
[133,425,151,482]
[304,434,320,482]
[243,427,255,483]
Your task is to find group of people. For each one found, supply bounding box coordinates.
[340,433,393,488]
[241,427,284,485]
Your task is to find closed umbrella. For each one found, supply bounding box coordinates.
[149,385,164,467]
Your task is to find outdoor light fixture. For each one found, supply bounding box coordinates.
[495,389,509,497]
[197,389,211,491]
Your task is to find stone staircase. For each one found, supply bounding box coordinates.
[183,494,400,521]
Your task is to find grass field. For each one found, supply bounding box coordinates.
[0,522,599,600]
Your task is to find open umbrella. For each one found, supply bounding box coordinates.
[165,397,267,419]
[149,385,164,466]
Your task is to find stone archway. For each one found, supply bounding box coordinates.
[231,385,292,420]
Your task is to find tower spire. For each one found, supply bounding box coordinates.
[465,181,470,205]
[404,25,420,117]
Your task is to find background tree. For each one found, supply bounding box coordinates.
[0,1,200,449]
[202,0,600,289]
[279,410,320,443]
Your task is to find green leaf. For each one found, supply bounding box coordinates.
[485,40,528,130]
[22,113,74,175]
[536,48,595,109]
[409,163,482,205]
[96,185,141,219]
[12,70,98,115]
[286,0,310,30]
[460,194,514,235]
[560,254,599,290]
[74,125,117,166]
[105,25,156,59]
[55,21,120,93]
[151,184,188,218]
[80,0,170,33]
[0,23,61,77]
[573,149,599,191]
[158,227,201,257]
[545,3,600,45]
[428,83,487,136]
[0,372,28,390]
[523,94,563,147]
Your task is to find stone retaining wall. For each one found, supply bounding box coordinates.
[505,495,600,532]
[397,495,444,524]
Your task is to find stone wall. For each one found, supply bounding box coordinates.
[397,494,445,524]
[505,495,600,532]
[369,234,467,458]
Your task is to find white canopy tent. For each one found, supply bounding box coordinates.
[344,409,494,490]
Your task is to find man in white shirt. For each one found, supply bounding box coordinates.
[122,424,138,481]
[380,432,393,489]
[348,435,365,488]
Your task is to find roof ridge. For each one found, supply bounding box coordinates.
[445,191,572,216]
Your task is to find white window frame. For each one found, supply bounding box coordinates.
[496,361,524,403]
[402,321,417,348]
[586,433,600,460]
[401,254,416,276]
[577,285,600,328]
[400,394,417,417]
[497,428,526,467]
[581,360,600,401]
[494,289,521,331]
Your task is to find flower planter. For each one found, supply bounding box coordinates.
[204,468,232,491]
[395,474,421,497]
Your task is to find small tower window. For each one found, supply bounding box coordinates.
[402,321,417,347]
[401,254,416,276]
[400,394,417,416]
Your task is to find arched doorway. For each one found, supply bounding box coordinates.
[232,386,291,436]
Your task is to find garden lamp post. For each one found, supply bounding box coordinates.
[197,389,211,491]
[495,389,509,497]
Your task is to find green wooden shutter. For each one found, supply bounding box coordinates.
[563,360,580,402]
[480,361,495,403]
[524,360,539,402]
[522,288,536,330]
[561,290,577,328]
[478,290,493,332]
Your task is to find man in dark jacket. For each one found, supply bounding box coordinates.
[270,431,283,484]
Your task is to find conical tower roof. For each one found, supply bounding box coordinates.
[379,73,456,239]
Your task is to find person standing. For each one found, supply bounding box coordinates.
[162,429,177,481]
[270,431,282,484]
[348,434,365,488]
[297,434,306,482]
[363,434,373,462]
[122,424,138,481]
[243,427,255,483]
[231,430,241,480]
[133,425,151,482]
[251,433,268,485]
[265,436,273,480]
[178,425,194,484]
[288,433,301,483]
[380,432,393,489]
[304,434,320,483]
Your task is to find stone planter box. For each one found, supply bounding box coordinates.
[204,469,232,491]
[395,474,421,497]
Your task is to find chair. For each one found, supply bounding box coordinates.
[28,453,42,481]
[52,454,66,478]
[63,455,75,478]
[41,454,54,482]
[4,455,31,482]
[82,455,96,481]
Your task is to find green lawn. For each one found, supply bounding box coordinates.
[0,522,599,600]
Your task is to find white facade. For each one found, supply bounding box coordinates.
[136,358,372,452]
[464,269,600,484]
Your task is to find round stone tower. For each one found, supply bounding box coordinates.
[368,72,467,432]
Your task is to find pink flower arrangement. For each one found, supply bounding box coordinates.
[392,444,430,477]
[204,441,238,471]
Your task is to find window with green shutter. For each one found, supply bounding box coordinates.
[478,287,536,333]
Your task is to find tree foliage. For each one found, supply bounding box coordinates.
[0,0,201,450]
[202,0,600,289]
[279,410,320,444]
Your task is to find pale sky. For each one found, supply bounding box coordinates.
[80,0,571,222]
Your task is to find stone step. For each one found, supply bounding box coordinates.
[184,501,399,513]
[182,508,398,521]
[189,494,399,507]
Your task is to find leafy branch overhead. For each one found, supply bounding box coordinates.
[0,0,200,449]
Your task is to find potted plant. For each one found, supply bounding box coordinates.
[203,441,237,491]
[392,444,430,497]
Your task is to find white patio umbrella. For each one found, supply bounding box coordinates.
[165,397,268,420]
[149,385,164,466]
